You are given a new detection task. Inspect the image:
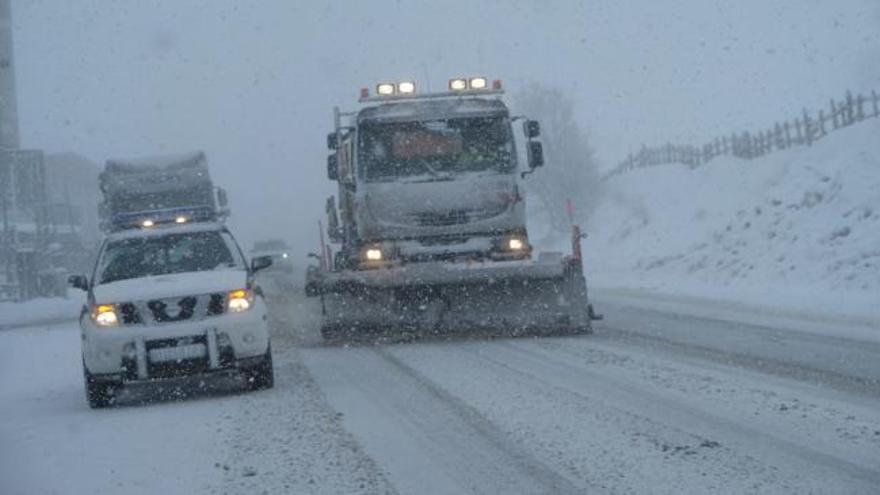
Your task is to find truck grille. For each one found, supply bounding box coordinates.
[416,210,470,226]
[410,204,509,227]
[115,293,226,326]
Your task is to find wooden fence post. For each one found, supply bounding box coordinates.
[857,93,865,121]
[818,110,826,137]
[831,99,839,129]
[803,109,814,146]
[794,118,803,145]
[784,122,791,147]
[846,90,854,126]
[871,89,880,119]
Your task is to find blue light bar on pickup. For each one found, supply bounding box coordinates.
[111,205,217,231]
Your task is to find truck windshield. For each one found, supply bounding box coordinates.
[359,117,514,181]
[97,231,245,284]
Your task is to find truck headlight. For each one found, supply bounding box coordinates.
[508,238,524,250]
[92,304,119,327]
[227,289,254,313]
[365,248,383,261]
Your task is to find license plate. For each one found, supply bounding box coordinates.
[148,343,207,363]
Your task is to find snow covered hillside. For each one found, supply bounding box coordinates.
[587,119,880,321]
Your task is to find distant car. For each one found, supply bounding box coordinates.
[251,239,295,273]
[69,222,274,408]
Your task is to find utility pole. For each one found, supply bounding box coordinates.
[0,0,20,149]
[0,0,21,296]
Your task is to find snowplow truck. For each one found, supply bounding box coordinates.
[308,78,596,339]
[98,151,229,232]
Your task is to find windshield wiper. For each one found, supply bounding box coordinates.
[417,161,454,181]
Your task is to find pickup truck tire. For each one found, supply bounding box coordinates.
[243,346,274,391]
[83,363,117,409]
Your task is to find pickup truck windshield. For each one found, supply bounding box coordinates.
[97,231,244,284]
[360,116,514,181]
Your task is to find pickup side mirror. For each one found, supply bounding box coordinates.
[524,120,541,139]
[251,255,273,273]
[527,141,544,168]
[327,132,338,150]
[68,274,88,291]
[327,155,338,181]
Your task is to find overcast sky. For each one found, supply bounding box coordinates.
[11,0,880,256]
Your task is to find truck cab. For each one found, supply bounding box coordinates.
[98,151,229,233]
[326,78,544,269]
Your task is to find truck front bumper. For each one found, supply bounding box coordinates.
[81,301,269,380]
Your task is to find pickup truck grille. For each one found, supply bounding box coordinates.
[116,293,226,326]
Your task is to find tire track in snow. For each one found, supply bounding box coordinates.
[217,296,397,495]
[596,322,880,397]
[490,339,880,489]
[300,345,584,495]
[588,303,880,397]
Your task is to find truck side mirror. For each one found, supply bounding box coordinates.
[527,141,544,168]
[524,120,541,139]
[327,132,338,150]
[327,155,338,181]
[251,255,273,273]
[68,274,88,291]
[217,187,228,208]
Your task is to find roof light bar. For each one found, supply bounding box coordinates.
[360,76,504,102]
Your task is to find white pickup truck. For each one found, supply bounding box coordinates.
[69,222,274,408]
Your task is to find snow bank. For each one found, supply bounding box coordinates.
[0,292,84,329]
[587,119,880,322]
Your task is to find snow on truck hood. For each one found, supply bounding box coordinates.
[93,269,248,303]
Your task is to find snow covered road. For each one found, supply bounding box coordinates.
[2,288,879,494]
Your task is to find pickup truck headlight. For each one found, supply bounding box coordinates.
[91,304,119,327]
[364,248,383,261]
[508,238,524,250]
[227,289,254,313]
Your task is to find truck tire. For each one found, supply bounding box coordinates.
[243,346,274,391]
[83,363,117,409]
